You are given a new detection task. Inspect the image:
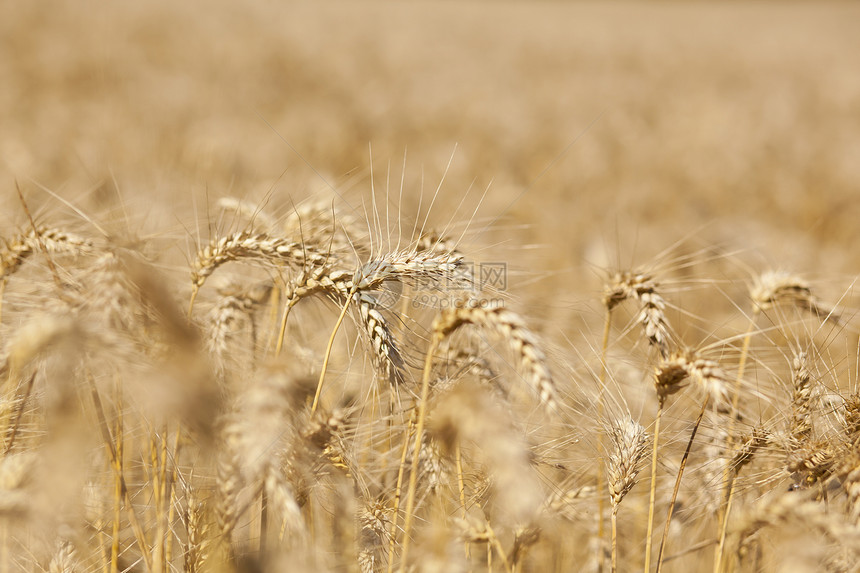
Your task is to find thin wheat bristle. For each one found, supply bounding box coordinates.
[217,197,277,231]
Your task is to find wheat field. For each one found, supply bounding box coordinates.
[2,1,860,572]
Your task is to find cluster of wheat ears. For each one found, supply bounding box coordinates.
[2,189,860,573]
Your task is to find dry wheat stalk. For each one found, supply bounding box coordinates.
[430,385,543,525]
[603,271,672,359]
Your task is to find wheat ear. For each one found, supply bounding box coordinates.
[431,304,558,414]
[606,416,648,573]
[751,270,841,323]
[188,231,332,314]
[604,271,672,359]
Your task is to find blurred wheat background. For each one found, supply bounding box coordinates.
[2,1,860,572]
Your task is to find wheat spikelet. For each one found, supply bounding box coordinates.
[751,270,840,322]
[736,490,860,553]
[83,251,141,331]
[654,350,729,408]
[0,452,34,518]
[844,394,860,446]
[264,463,305,538]
[842,459,860,526]
[432,303,557,414]
[206,283,270,367]
[603,271,672,359]
[283,197,365,256]
[190,230,333,291]
[2,313,78,382]
[431,350,500,398]
[353,248,469,294]
[183,488,208,573]
[786,440,836,489]
[731,426,767,473]
[541,484,596,521]
[606,417,649,507]
[358,501,390,573]
[48,539,78,573]
[214,444,242,540]
[788,350,814,445]
[283,266,406,385]
[0,227,93,281]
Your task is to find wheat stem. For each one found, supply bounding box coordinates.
[611,505,619,573]
[644,405,663,573]
[597,309,612,573]
[386,411,416,573]
[655,396,708,573]
[398,331,443,573]
[312,294,353,414]
[455,441,469,562]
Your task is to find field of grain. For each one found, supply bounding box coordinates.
[2,1,860,572]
